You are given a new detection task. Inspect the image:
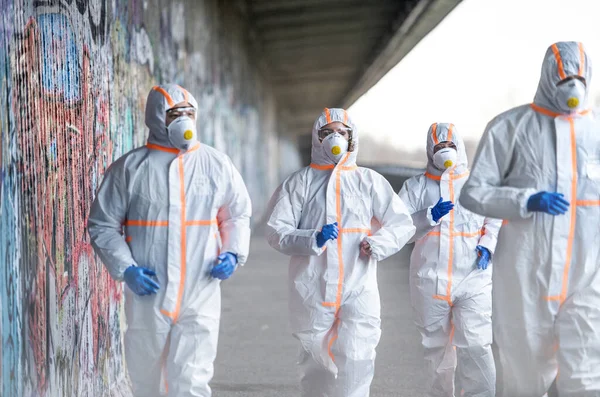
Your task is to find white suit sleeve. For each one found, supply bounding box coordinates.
[265,172,325,256]
[460,120,537,220]
[217,159,252,265]
[88,164,135,281]
[365,174,416,261]
[478,217,502,254]
[398,179,438,244]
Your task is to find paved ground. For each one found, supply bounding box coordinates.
[212,238,428,397]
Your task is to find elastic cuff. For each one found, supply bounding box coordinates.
[478,236,496,255]
[224,252,239,265]
[235,253,248,266]
[310,230,326,256]
[519,189,538,218]
[364,236,382,261]
[426,206,439,226]
[114,263,135,282]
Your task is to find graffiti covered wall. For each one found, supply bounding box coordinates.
[0,0,282,395]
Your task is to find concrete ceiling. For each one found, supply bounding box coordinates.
[246,0,462,145]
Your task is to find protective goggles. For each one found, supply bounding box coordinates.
[166,106,197,118]
[433,141,457,153]
[318,127,353,140]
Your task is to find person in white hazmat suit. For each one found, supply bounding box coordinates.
[88,84,252,397]
[265,108,415,397]
[399,123,501,397]
[460,41,600,396]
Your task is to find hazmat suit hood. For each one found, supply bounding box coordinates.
[425,122,468,177]
[145,84,199,148]
[533,41,592,114]
[311,108,358,167]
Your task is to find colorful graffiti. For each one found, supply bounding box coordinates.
[0,0,284,395]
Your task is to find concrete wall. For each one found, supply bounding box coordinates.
[0,0,293,395]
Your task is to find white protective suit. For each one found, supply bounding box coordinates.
[460,42,600,396]
[88,84,252,397]
[399,123,501,397]
[265,108,415,397]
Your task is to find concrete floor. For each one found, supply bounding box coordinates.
[212,238,428,397]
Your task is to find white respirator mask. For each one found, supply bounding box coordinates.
[555,78,586,113]
[433,148,458,170]
[167,116,197,151]
[322,133,349,164]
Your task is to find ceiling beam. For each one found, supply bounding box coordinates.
[259,19,389,42]
[250,0,397,14]
[245,0,460,142]
[271,68,356,83]
[253,4,399,28]
[340,0,462,108]
[263,44,369,59]
[263,31,381,50]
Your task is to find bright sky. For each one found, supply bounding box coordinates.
[349,0,600,161]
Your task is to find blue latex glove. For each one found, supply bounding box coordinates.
[476,246,491,270]
[124,266,160,296]
[431,197,454,223]
[527,191,570,215]
[211,252,238,280]
[316,222,339,248]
